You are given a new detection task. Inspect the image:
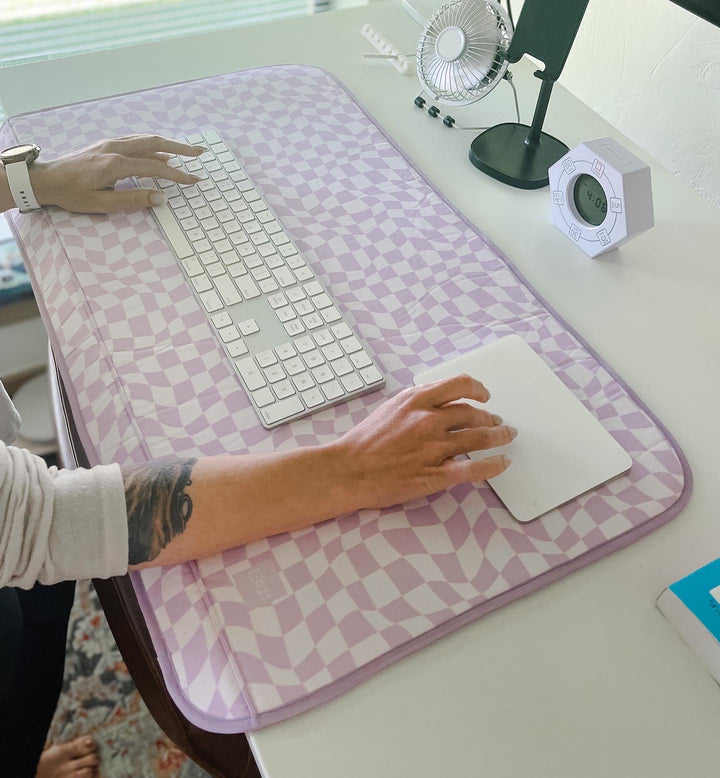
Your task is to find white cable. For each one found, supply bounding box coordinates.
[400,0,429,26]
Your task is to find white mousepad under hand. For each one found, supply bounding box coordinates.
[414,335,632,523]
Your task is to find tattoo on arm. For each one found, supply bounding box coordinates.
[124,458,197,565]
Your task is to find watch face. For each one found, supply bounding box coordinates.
[1,143,41,164]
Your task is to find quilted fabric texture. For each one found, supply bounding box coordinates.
[3,65,689,733]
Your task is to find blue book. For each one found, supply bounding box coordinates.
[656,558,720,686]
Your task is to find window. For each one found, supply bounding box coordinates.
[0,0,321,67]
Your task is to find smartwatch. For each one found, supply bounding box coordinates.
[0,143,42,213]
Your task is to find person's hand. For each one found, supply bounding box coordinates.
[29,134,205,214]
[333,374,515,510]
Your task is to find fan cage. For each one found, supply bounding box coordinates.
[417,0,512,107]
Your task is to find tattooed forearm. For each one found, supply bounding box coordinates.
[124,458,198,565]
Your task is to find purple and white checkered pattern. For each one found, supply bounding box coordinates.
[3,66,688,733]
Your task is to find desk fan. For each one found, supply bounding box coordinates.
[405,0,518,126]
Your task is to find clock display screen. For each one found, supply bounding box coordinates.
[573,174,607,226]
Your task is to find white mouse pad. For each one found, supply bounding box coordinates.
[414,335,632,522]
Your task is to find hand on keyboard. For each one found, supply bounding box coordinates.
[334,374,514,508]
[30,134,206,214]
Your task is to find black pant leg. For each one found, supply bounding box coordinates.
[0,580,76,778]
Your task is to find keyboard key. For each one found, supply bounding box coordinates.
[227,340,248,358]
[192,238,212,254]
[303,313,324,330]
[211,312,233,328]
[340,336,362,354]
[200,289,223,312]
[181,257,203,277]
[219,325,240,343]
[284,357,305,376]
[332,357,354,376]
[273,380,295,400]
[284,320,305,337]
[313,329,334,347]
[206,263,224,278]
[259,278,279,293]
[341,373,364,393]
[259,395,304,426]
[286,287,307,303]
[360,365,384,385]
[252,387,275,407]
[303,350,325,369]
[295,267,314,282]
[312,293,332,310]
[294,300,314,317]
[276,306,296,323]
[322,343,344,361]
[321,306,342,323]
[275,342,296,360]
[151,202,193,258]
[322,380,344,400]
[251,266,271,282]
[294,336,314,353]
[268,293,288,309]
[274,268,296,287]
[220,250,241,266]
[256,350,277,368]
[304,281,323,297]
[215,274,242,305]
[235,277,261,299]
[292,372,315,391]
[279,243,298,258]
[331,322,353,339]
[312,365,334,384]
[191,274,213,293]
[239,318,260,336]
[199,250,219,266]
[257,211,274,224]
[236,359,265,390]
[301,388,324,408]
[350,350,373,369]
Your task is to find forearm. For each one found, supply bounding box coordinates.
[126,442,358,570]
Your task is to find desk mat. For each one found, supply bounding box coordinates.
[3,65,691,734]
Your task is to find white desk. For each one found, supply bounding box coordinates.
[3,3,720,776]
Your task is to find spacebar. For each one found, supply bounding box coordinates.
[152,202,193,259]
[258,396,304,425]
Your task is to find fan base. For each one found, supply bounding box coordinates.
[469,123,569,189]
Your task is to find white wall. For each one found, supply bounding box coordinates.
[513,0,720,208]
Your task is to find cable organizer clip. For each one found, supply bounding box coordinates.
[361,24,413,75]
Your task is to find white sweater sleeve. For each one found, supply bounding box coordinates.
[0,441,129,588]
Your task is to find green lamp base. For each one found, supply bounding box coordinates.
[469,123,569,190]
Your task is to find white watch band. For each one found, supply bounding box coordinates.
[5,160,41,213]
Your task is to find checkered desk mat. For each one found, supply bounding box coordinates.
[3,65,690,733]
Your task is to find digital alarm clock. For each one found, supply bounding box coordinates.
[548,137,654,258]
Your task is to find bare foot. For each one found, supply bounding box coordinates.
[36,735,99,778]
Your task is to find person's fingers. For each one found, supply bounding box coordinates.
[441,453,511,486]
[84,187,166,213]
[66,737,95,758]
[68,752,99,769]
[419,374,490,408]
[112,155,200,185]
[102,134,205,158]
[445,424,517,457]
[69,769,95,778]
[441,402,502,431]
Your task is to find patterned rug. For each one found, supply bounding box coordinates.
[47,580,212,778]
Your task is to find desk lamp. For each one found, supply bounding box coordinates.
[469,0,590,189]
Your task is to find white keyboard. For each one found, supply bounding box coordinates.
[137,129,385,428]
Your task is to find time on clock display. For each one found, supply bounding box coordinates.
[573,173,607,226]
